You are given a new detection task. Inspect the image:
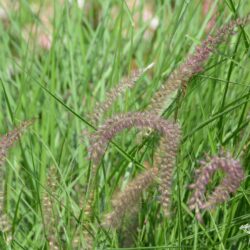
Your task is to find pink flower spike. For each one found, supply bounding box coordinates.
[188,152,244,222]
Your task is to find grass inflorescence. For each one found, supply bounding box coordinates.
[0,0,250,249]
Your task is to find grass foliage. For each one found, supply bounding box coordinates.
[0,0,250,249]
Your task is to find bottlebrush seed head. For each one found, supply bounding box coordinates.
[90,63,154,125]
[0,120,33,243]
[148,14,250,116]
[89,112,179,167]
[0,120,34,167]
[102,167,158,229]
[42,167,59,250]
[88,112,181,218]
[188,152,244,223]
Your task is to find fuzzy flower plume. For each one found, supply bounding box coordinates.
[0,120,33,167]
[0,120,33,243]
[155,131,181,216]
[0,192,12,243]
[103,167,158,228]
[86,112,180,217]
[91,63,154,125]
[89,112,179,166]
[42,167,59,250]
[148,14,250,116]
[188,152,244,223]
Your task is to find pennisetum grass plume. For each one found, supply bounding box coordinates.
[42,167,59,250]
[102,167,158,229]
[120,204,139,247]
[188,152,244,223]
[90,63,154,126]
[154,130,181,216]
[0,120,34,167]
[148,14,250,116]
[87,112,181,217]
[0,120,33,243]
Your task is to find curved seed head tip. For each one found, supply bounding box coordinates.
[189,152,244,221]
[89,112,180,166]
[89,114,180,219]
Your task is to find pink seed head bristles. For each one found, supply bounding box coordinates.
[0,120,33,244]
[148,14,250,116]
[90,63,154,126]
[188,152,244,223]
[155,129,181,216]
[89,112,179,167]
[86,112,181,217]
[0,191,12,244]
[0,120,34,167]
[42,167,59,250]
[102,167,158,229]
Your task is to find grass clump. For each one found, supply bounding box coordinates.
[0,1,250,249]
